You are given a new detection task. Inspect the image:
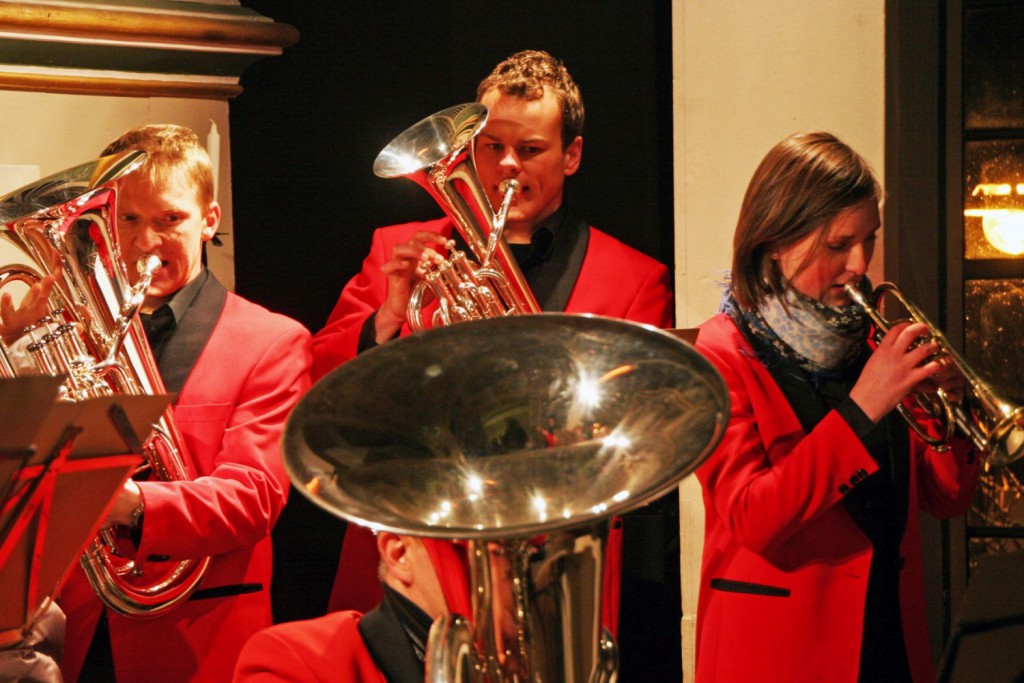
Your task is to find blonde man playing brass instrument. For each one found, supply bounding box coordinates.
[693,132,980,682]
[52,125,312,682]
[311,50,673,654]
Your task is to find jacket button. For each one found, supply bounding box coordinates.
[839,484,850,494]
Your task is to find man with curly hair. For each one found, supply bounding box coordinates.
[311,49,672,653]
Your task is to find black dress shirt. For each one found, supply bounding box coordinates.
[139,269,207,360]
[758,348,913,683]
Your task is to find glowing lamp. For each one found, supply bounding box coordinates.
[964,182,1024,255]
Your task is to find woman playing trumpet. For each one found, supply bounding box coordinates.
[694,132,980,682]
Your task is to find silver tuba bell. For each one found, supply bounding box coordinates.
[0,153,211,616]
[373,103,541,331]
[283,314,730,681]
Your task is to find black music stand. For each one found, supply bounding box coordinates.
[666,328,699,345]
[936,551,1024,683]
[0,376,169,647]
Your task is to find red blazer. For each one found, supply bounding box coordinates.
[693,314,979,683]
[61,291,312,683]
[311,218,673,380]
[311,218,672,636]
[233,611,385,683]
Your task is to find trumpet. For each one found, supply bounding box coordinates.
[844,282,1024,465]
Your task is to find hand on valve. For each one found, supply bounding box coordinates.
[375,230,447,343]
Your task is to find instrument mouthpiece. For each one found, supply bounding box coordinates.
[137,254,161,276]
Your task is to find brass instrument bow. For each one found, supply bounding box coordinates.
[373,103,541,331]
[0,153,211,616]
[844,282,1024,465]
[283,314,729,682]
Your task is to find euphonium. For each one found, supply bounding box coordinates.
[844,282,1024,465]
[0,152,211,616]
[373,103,541,331]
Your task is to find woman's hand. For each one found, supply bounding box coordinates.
[922,357,965,405]
[848,321,944,423]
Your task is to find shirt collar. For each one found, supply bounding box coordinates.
[380,583,433,661]
[162,268,209,323]
[532,206,564,255]
[512,207,563,266]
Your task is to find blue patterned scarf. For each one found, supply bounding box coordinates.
[723,279,871,374]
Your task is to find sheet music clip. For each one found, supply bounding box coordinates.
[0,376,170,647]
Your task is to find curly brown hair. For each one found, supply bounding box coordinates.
[476,49,584,148]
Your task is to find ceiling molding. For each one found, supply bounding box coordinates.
[0,1,298,99]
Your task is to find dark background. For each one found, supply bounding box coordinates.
[229,2,679,679]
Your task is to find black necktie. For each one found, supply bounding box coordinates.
[140,305,175,359]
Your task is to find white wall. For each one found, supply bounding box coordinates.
[673,0,885,677]
[0,91,234,290]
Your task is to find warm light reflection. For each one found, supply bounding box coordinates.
[599,364,636,382]
[531,495,548,521]
[577,376,601,408]
[602,433,632,450]
[981,214,1024,255]
[966,182,1024,255]
[467,473,483,502]
[612,490,630,503]
[971,182,1024,197]
[429,500,454,525]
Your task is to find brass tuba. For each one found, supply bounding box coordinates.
[844,282,1024,465]
[373,103,541,331]
[283,314,729,682]
[0,153,211,616]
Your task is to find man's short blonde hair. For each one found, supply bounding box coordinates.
[101,124,215,207]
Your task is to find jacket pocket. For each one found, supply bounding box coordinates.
[174,403,232,424]
[172,403,232,464]
[710,578,790,597]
